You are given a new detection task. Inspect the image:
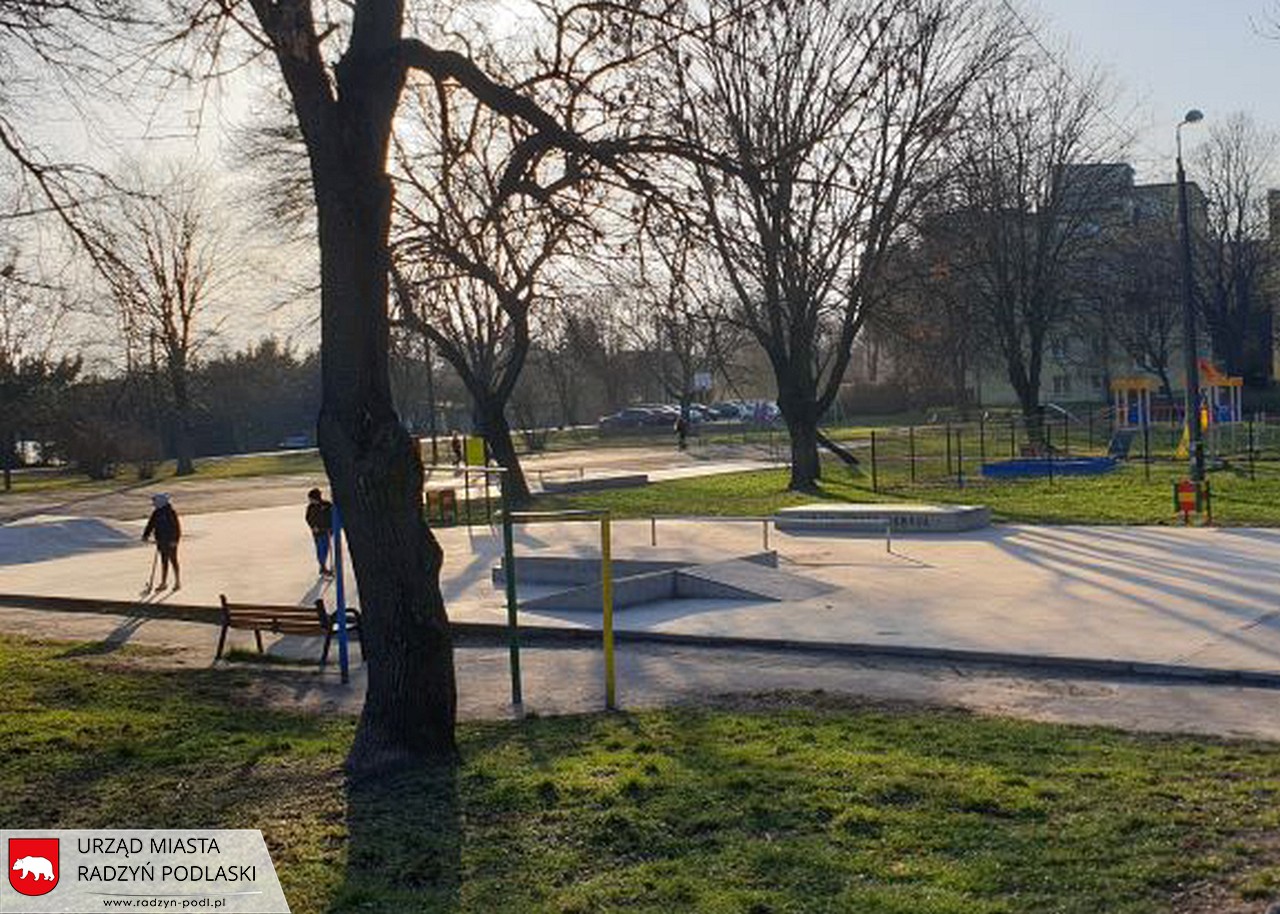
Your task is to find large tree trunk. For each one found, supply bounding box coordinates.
[778,374,820,491]
[475,395,530,504]
[314,136,456,775]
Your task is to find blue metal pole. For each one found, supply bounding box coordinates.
[332,503,351,685]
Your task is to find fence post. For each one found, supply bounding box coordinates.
[1062,412,1070,456]
[979,414,987,464]
[956,429,964,488]
[870,430,878,492]
[909,426,916,485]
[1010,417,1017,458]
[945,422,953,478]
[1249,415,1256,481]
[1143,418,1151,483]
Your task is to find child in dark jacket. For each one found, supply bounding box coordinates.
[306,488,334,577]
[142,493,182,591]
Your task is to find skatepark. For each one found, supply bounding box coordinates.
[2,447,1279,738]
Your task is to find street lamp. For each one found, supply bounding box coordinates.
[1177,108,1205,482]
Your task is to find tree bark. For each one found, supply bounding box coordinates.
[778,376,820,491]
[171,364,195,476]
[474,395,530,504]
[315,160,457,772]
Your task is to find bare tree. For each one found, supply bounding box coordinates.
[669,0,1006,488]
[92,169,230,476]
[1099,221,1182,398]
[389,39,610,503]
[873,241,985,410]
[144,0,710,769]
[620,219,734,415]
[1194,113,1276,386]
[941,51,1116,440]
[0,250,80,488]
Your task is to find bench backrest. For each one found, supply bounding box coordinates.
[219,596,328,634]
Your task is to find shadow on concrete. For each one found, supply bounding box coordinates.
[990,526,1280,666]
[0,517,140,566]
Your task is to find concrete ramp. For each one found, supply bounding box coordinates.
[677,559,837,602]
[521,570,677,612]
[515,550,824,612]
[493,556,689,587]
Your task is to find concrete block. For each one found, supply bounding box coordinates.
[773,503,990,534]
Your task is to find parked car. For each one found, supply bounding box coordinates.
[277,434,313,449]
[598,408,656,430]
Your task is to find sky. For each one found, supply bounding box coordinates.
[15,0,1280,358]
[1034,0,1279,182]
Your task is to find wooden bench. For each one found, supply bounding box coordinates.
[217,595,361,670]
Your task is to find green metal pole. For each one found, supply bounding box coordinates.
[870,430,878,492]
[501,487,522,711]
[601,514,616,711]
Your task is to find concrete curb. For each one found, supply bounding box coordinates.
[4,592,1280,689]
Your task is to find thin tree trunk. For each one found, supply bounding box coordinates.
[171,364,195,476]
[3,429,13,491]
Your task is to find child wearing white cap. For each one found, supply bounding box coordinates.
[142,493,182,591]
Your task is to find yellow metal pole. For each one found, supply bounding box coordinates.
[601,514,616,710]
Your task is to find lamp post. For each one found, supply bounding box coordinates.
[1177,109,1205,482]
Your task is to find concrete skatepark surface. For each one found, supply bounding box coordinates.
[1,447,1279,739]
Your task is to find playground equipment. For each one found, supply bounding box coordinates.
[1110,376,1157,428]
[1174,359,1244,461]
[980,456,1117,479]
[1197,358,1243,424]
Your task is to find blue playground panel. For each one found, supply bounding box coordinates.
[981,457,1118,479]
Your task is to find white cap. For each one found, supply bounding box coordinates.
[151,493,170,507]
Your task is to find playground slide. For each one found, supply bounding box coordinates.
[816,429,861,470]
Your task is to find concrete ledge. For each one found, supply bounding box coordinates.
[450,624,1280,690]
[540,473,649,493]
[773,503,990,534]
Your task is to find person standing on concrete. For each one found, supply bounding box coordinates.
[306,488,334,577]
[141,493,181,592]
[674,414,689,451]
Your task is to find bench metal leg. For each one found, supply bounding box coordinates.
[254,630,264,654]
[215,624,229,661]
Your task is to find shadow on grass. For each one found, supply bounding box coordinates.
[331,765,461,914]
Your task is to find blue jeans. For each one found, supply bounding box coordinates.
[313,533,331,571]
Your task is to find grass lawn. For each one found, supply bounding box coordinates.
[1,451,326,496]
[533,460,1280,526]
[4,635,1280,913]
